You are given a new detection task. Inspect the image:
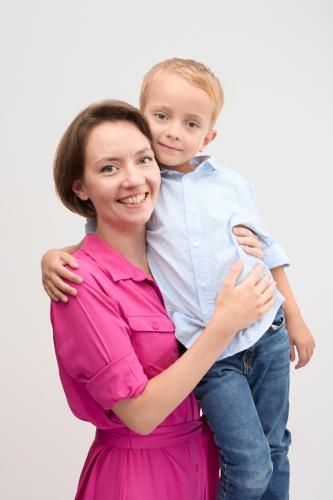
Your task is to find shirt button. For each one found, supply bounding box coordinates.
[200,281,208,288]
[188,206,195,213]
[152,322,160,330]
[192,241,200,248]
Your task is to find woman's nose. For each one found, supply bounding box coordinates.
[121,165,145,188]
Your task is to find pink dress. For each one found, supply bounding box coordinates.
[51,234,218,500]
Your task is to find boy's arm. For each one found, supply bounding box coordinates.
[271,266,315,369]
[41,241,83,303]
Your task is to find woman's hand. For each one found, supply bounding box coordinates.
[209,261,276,338]
[41,249,82,302]
[233,225,264,260]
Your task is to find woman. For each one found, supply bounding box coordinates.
[50,99,276,499]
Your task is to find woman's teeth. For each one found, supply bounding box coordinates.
[118,193,146,205]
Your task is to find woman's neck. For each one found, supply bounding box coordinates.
[96,220,150,275]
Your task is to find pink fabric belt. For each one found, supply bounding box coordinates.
[94,420,203,449]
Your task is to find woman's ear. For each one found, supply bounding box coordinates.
[198,129,217,152]
[72,180,89,201]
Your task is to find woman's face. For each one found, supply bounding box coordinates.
[73,120,161,231]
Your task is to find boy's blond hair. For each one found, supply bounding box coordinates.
[140,58,224,126]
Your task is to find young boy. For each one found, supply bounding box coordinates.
[43,58,315,499]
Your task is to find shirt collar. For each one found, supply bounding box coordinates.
[80,233,149,282]
[160,155,221,177]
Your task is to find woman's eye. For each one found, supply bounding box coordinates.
[101,165,118,173]
[186,121,199,129]
[139,156,154,165]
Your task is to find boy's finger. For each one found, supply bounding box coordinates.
[58,267,83,284]
[52,275,78,296]
[295,348,308,369]
[48,282,68,303]
[62,254,79,269]
[44,284,58,301]
[289,342,296,362]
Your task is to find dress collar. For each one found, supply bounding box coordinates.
[80,233,150,282]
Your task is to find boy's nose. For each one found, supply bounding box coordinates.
[166,124,181,141]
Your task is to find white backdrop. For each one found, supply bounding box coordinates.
[1,1,332,499]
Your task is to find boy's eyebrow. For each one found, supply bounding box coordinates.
[94,148,154,165]
[150,104,204,122]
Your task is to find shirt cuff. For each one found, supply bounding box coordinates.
[86,351,148,410]
[264,242,290,269]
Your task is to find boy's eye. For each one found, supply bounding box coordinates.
[139,155,154,165]
[186,121,199,129]
[154,113,168,121]
[101,165,118,174]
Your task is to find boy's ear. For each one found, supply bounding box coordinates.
[198,129,217,152]
[72,179,89,201]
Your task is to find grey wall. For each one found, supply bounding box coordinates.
[1,1,332,498]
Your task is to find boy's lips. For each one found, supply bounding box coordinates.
[158,142,182,152]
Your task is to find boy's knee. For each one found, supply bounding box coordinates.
[222,444,273,498]
[241,460,273,497]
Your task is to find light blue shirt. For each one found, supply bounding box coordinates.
[86,156,290,359]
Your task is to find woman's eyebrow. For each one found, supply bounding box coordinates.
[94,148,153,165]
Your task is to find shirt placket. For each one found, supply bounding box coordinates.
[182,174,215,324]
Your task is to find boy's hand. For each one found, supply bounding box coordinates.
[286,315,315,369]
[41,249,82,303]
[233,225,264,260]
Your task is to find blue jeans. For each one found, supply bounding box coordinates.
[194,308,291,500]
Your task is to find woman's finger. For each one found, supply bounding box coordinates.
[223,260,244,287]
[232,226,253,237]
[235,235,262,248]
[259,295,276,315]
[254,272,271,294]
[259,281,277,305]
[242,246,264,259]
[242,263,264,286]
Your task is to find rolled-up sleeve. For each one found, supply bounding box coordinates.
[51,280,148,410]
[239,181,290,269]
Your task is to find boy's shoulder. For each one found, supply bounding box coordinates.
[209,159,254,192]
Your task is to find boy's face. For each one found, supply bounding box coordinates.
[142,73,216,173]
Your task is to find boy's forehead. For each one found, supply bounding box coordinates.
[145,72,214,116]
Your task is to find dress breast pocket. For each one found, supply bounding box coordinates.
[127,315,177,376]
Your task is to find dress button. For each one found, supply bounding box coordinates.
[152,322,160,330]
[200,281,208,288]
[192,241,200,248]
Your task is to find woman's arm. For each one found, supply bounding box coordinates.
[42,229,264,302]
[113,262,276,434]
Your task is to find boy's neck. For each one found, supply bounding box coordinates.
[160,161,195,174]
